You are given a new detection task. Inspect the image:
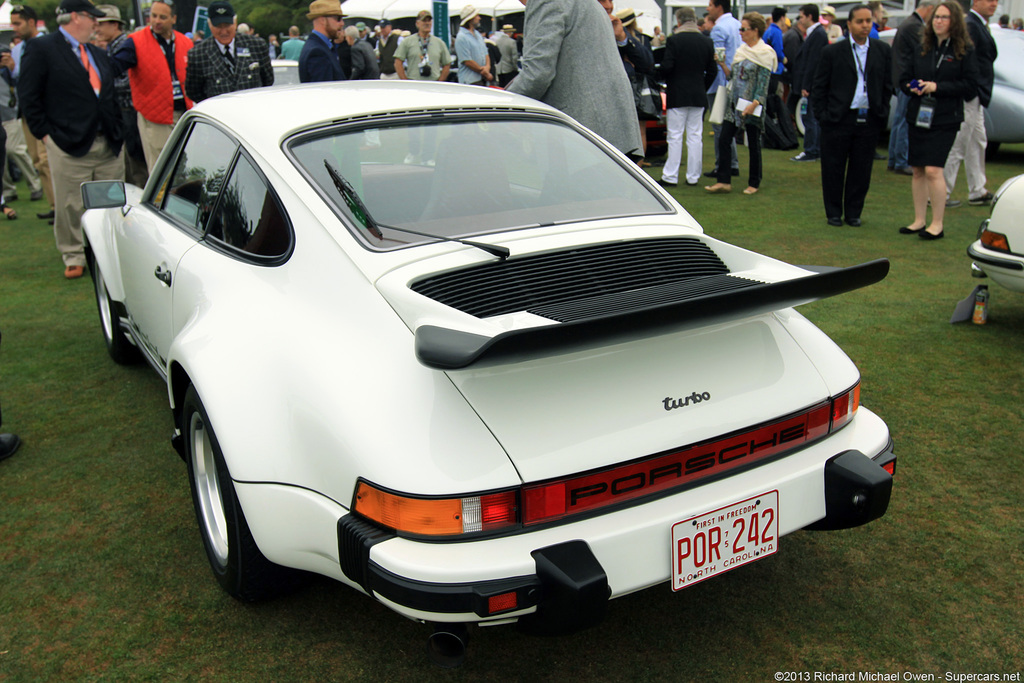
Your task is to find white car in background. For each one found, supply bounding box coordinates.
[80,82,896,666]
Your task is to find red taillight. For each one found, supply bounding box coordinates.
[830,383,860,431]
[522,401,835,526]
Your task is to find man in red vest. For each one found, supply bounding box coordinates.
[110,0,192,172]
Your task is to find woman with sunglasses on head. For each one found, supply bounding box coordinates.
[705,12,776,195]
[898,1,979,240]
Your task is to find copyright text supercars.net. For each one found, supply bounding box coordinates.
[774,673,1021,682]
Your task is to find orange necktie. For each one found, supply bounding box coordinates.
[79,44,100,95]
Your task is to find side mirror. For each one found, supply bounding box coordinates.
[81,180,126,210]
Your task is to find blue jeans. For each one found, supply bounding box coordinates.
[803,100,820,158]
[888,92,910,169]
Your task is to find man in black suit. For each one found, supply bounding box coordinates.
[811,4,892,227]
[18,0,124,279]
[659,7,716,187]
[790,4,826,162]
[185,0,273,103]
[943,0,998,207]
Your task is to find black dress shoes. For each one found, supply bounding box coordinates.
[845,218,862,227]
[827,217,843,227]
[0,433,21,462]
[37,209,55,220]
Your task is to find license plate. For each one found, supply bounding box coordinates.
[670,491,779,591]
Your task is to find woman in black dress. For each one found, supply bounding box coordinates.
[897,1,978,240]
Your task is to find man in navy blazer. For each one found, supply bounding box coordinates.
[811,4,892,227]
[943,0,998,207]
[299,0,346,83]
[18,0,124,279]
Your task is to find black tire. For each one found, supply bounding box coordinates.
[89,258,141,365]
[182,385,297,601]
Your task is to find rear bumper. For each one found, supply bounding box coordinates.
[338,409,895,634]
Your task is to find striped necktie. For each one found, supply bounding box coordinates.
[79,44,101,95]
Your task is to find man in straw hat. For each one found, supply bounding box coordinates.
[299,0,346,82]
[455,5,493,85]
[507,0,642,159]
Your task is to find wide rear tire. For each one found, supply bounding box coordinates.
[183,385,297,601]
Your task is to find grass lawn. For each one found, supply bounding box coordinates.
[1,130,1022,682]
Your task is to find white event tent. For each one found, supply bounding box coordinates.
[340,0,525,21]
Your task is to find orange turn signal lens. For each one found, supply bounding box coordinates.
[353,481,518,537]
[980,229,1011,253]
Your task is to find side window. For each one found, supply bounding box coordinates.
[159,122,237,230]
[205,155,291,257]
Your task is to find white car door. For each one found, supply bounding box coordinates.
[118,120,240,370]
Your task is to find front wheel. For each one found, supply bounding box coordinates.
[183,385,297,601]
[89,258,140,365]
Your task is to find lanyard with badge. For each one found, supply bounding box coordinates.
[915,42,947,128]
[851,40,868,123]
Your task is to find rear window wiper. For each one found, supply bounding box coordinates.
[323,161,510,261]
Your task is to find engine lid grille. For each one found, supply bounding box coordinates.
[410,238,761,322]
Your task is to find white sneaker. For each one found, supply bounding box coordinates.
[403,153,421,165]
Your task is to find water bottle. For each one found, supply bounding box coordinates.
[972,285,989,325]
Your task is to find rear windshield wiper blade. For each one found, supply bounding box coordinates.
[323,161,510,261]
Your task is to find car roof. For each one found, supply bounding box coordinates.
[188,81,563,151]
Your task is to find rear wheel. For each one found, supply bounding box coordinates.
[90,259,140,365]
[183,385,296,601]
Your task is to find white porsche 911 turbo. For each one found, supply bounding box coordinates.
[81,82,895,664]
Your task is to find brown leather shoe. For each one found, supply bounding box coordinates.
[64,265,85,279]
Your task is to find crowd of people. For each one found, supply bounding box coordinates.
[0,0,1010,459]
[651,0,998,236]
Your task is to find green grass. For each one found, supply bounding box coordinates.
[1,134,1022,681]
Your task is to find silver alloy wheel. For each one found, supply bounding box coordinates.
[190,411,229,567]
[94,264,115,344]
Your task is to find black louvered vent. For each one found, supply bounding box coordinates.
[410,238,763,322]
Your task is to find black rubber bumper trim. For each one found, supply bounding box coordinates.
[968,243,1024,271]
[805,445,895,531]
[339,516,609,632]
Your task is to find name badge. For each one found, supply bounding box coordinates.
[856,108,868,124]
[916,96,936,129]
[237,47,251,57]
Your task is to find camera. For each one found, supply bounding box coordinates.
[419,63,432,78]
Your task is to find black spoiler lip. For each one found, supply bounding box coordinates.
[415,258,890,370]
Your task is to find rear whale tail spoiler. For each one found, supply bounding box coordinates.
[415,258,890,370]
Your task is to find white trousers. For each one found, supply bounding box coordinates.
[943,97,987,200]
[662,106,704,185]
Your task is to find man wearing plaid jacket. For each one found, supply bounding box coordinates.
[184,0,273,104]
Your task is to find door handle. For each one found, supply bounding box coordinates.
[154,265,172,286]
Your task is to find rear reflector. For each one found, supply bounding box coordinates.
[487,591,518,614]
